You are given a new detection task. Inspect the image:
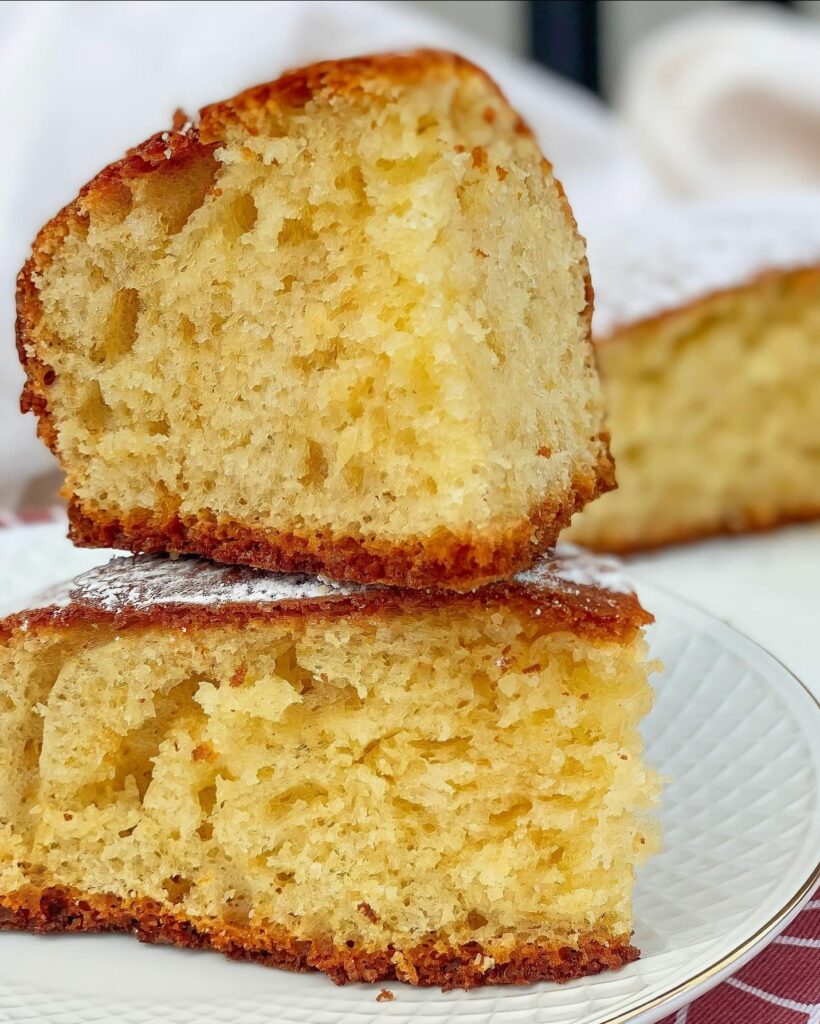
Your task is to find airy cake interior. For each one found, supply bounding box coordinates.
[27,59,604,557]
[568,268,820,551]
[0,606,659,963]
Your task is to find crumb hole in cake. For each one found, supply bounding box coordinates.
[78,383,112,432]
[97,288,140,362]
[299,440,329,487]
[269,782,328,812]
[277,213,318,246]
[92,180,134,224]
[273,645,316,694]
[147,416,170,437]
[111,676,200,800]
[489,798,532,825]
[178,315,196,344]
[196,783,217,842]
[163,874,193,904]
[334,165,368,205]
[136,151,219,235]
[223,192,258,240]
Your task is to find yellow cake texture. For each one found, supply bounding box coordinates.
[0,549,659,989]
[568,199,820,552]
[17,50,612,590]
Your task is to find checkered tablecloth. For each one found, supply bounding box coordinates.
[657,889,820,1024]
[1,509,818,1023]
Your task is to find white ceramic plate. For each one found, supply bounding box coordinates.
[0,524,818,1024]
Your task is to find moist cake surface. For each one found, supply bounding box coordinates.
[0,549,659,989]
[569,197,820,552]
[17,50,613,589]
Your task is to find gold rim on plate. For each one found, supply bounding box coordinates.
[601,581,820,1024]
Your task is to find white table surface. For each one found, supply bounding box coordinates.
[629,523,820,701]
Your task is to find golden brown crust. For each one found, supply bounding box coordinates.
[16,49,611,588]
[0,886,638,991]
[199,50,514,139]
[0,552,650,646]
[64,458,611,591]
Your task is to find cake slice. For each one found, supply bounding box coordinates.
[568,197,820,553]
[0,549,659,990]
[17,50,612,590]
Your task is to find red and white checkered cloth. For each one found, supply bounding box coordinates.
[657,888,820,1024]
[1,510,818,1022]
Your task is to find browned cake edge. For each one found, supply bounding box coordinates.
[16,48,614,590]
[63,456,612,591]
[0,560,651,645]
[0,887,638,991]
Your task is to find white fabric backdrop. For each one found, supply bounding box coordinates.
[2,0,820,506]
[0,0,653,507]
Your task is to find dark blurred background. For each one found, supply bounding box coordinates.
[411,0,808,94]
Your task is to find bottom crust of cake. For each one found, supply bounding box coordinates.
[64,459,612,591]
[571,503,820,556]
[0,886,638,991]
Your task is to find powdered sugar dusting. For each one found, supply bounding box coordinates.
[67,554,367,612]
[516,544,631,595]
[20,547,632,617]
[591,195,820,337]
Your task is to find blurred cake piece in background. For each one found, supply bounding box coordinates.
[568,196,820,553]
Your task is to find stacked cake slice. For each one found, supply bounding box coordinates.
[0,550,659,989]
[2,51,660,989]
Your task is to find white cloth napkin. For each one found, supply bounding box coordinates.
[0,0,651,507]
[5,2,820,508]
[618,5,820,198]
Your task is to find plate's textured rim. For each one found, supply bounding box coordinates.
[600,581,820,1024]
[606,861,818,1024]
[0,536,817,1024]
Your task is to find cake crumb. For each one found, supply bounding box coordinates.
[358,901,380,923]
[229,663,247,688]
[376,988,394,1002]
